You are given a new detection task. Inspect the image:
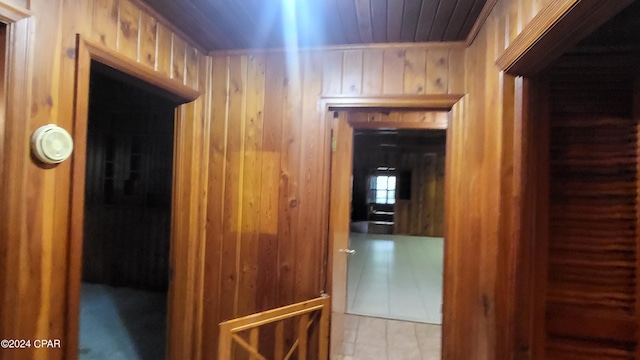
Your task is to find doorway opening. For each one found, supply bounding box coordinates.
[525,1,640,357]
[78,62,179,360]
[348,127,445,325]
[329,107,450,359]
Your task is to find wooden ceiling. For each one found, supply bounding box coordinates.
[142,0,488,50]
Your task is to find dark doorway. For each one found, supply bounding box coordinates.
[78,62,178,360]
[531,1,640,357]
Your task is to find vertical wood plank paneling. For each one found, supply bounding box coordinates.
[448,48,465,93]
[92,0,119,48]
[172,34,186,83]
[342,50,363,94]
[5,0,206,358]
[403,48,427,94]
[6,0,617,357]
[296,51,323,299]
[156,23,173,77]
[322,50,343,95]
[383,48,404,94]
[427,49,450,94]
[116,0,139,60]
[138,11,157,68]
[278,51,303,308]
[238,54,265,317]
[219,55,247,321]
[362,49,383,94]
[26,0,68,354]
[256,53,285,314]
[186,46,198,89]
[203,55,229,360]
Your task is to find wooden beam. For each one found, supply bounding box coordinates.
[321,94,464,111]
[496,0,634,76]
[0,1,31,22]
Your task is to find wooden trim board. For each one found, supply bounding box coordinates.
[321,94,464,357]
[65,35,202,360]
[496,0,634,76]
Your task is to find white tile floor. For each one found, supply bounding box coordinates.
[330,313,441,360]
[347,233,444,324]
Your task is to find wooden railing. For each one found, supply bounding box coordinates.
[218,295,330,360]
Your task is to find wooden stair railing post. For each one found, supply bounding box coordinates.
[319,295,330,360]
[274,321,284,359]
[249,328,259,360]
[298,313,309,359]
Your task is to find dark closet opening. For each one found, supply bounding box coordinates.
[78,61,178,360]
[532,1,640,357]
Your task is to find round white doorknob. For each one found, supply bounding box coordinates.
[31,124,74,164]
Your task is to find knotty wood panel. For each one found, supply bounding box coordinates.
[205,43,464,358]
[0,1,209,360]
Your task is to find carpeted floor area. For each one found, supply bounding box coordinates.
[79,282,167,360]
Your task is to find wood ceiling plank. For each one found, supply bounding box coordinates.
[442,0,476,41]
[295,2,331,47]
[147,0,235,49]
[354,0,374,43]
[240,2,285,48]
[196,0,255,46]
[371,0,388,42]
[322,0,348,45]
[144,0,486,49]
[337,0,362,43]
[428,0,459,41]
[386,0,404,42]
[400,0,422,41]
[458,0,486,42]
[415,0,440,41]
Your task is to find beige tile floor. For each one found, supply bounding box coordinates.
[347,233,444,324]
[331,313,441,360]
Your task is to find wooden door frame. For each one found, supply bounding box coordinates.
[0,0,34,346]
[66,35,203,360]
[320,94,464,355]
[494,0,635,358]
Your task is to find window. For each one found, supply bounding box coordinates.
[369,168,396,204]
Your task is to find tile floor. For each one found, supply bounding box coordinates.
[347,233,444,324]
[331,313,441,360]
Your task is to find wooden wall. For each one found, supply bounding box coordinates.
[394,153,445,237]
[0,0,601,358]
[0,0,209,359]
[204,43,465,358]
[443,0,555,358]
[349,122,447,237]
